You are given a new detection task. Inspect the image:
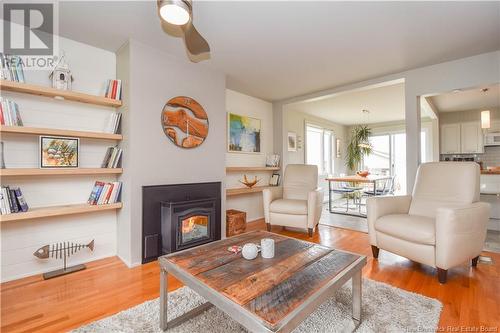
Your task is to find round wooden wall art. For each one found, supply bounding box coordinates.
[161,96,209,149]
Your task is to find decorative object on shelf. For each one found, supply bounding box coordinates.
[241,243,259,260]
[49,53,73,91]
[0,97,23,126]
[40,136,79,168]
[346,125,372,170]
[226,209,246,237]
[162,96,208,149]
[266,154,280,167]
[0,141,5,169]
[269,173,280,186]
[336,138,341,158]
[228,113,261,153]
[356,170,370,177]
[157,0,210,63]
[239,174,260,188]
[260,238,275,259]
[33,239,95,279]
[288,132,297,152]
[0,53,25,82]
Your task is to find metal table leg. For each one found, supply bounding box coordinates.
[328,180,332,213]
[160,268,213,331]
[352,269,362,328]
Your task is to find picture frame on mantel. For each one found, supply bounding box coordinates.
[227,113,262,154]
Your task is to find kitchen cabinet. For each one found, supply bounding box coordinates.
[460,122,484,153]
[440,122,484,154]
[440,124,461,154]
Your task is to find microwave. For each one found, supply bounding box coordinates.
[485,133,500,146]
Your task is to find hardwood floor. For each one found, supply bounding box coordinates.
[1,220,499,333]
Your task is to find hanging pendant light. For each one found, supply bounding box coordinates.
[481,110,491,129]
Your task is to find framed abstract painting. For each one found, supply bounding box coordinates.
[39,136,79,168]
[228,113,261,153]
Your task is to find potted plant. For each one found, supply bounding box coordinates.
[346,125,372,172]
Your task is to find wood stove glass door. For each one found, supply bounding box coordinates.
[177,208,212,249]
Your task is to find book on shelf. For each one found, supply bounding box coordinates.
[88,181,122,205]
[104,112,121,134]
[0,97,23,126]
[104,79,122,100]
[265,154,280,167]
[0,54,25,83]
[0,186,28,215]
[101,146,123,168]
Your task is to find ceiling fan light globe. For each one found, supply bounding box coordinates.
[160,3,190,25]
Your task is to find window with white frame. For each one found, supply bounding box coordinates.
[306,124,334,175]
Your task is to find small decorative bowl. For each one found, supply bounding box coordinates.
[356,171,370,177]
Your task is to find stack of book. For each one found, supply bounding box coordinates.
[0,186,29,215]
[0,54,25,83]
[105,112,122,134]
[104,79,122,100]
[101,146,123,168]
[88,181,122,205]
[0,98,23,126]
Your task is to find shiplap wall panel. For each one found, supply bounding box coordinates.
[0,37,118,282]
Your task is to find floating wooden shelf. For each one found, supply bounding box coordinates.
[0,80,122,108]
[0,125,122,140]
[226,186,279,196]
[226,167,280,172]
[0,202,123,222]
[0,168,122,177]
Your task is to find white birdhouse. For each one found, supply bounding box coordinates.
[49,54,73,91]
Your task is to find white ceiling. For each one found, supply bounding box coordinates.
[429,84,500,113]
[287,82,405,125]
[58,1,500,102]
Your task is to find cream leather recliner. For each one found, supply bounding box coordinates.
[367,162,490,283]
[263,164,324,237]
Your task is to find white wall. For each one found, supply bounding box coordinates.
[225,89,273,222]
[283,108,348,175]
[116,40,226,267]
[0,37,117,282]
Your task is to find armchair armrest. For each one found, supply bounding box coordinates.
[435,202,490,269]
[262,187,283,223]
[307,188,324,229]
[366,195,412,246]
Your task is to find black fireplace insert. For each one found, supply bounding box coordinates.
[142,182,221,263]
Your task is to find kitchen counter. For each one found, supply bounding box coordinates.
[481,170,500,175]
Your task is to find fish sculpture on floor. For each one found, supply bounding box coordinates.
[33,240,95,279]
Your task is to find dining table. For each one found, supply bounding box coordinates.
[325,174,392,217]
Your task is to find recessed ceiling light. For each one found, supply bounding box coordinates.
[452,89,462,93]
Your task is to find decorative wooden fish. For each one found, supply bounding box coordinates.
[33,240,95,279]
[34,240,94,259]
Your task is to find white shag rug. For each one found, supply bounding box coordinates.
[73,278,442,333]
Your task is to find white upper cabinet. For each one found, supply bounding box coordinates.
[441,123,461,154]
[440,122,484,154]
[460,122,484,154]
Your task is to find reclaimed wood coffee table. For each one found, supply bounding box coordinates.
[158,230,366,332]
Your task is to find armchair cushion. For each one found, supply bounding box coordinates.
[270,199,307,215]
[375,214,435,245]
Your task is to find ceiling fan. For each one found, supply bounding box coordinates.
[157,0,210,62]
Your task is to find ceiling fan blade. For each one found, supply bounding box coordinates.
[182,21,210,59]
